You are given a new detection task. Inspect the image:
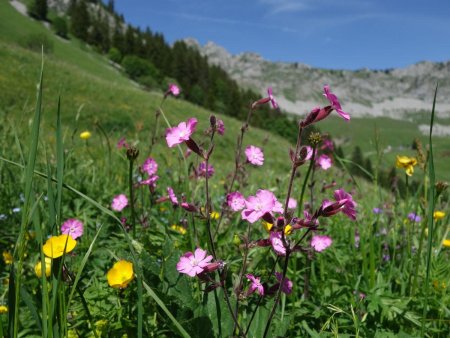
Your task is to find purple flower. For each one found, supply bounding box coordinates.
[287,198,297,210]
[274,271,293,294]
[323,85,350,121]
[227,191,246,211]
[270,231,286,256]
[217,119,225,135]
[246,274,264,295]
[61,219,84,239]
[141,157,158,176]
[176,248,213,277]
[334,189,357,220]
[321,138,334,151]
[408,213,421,223]
[166,83,180,97]
[317,154,332,170]
[373,207,382,214]
[198,162,215,178]
[117,137,128,150]
[311,235,333,252]
[267,87,278,109]
[111,194,128,212]
[242,190,282,223]
[304,146,314,160]
[166,118,197,148]
[139,175,159,187]
[245,145,264,166]
[167,187,179,206]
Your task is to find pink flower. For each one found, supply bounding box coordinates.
[270,232,287,256]
[61,218,84,239]
[167,187,179,206]
[275,272,293,294]
[321,138,334,151]
[176,248,213,277]
[117,137,128,150]
[246,274,264,295]
[323,85,350,121]
[227,191,246,211]
[166,118,197,148]
[304,146,314,160]
[287,198,297,210]
[139,175,159,187]
[317,154,332,170]
[198,162,215,178]
[217,119,225,135]
[111,194,128,212]
[267,87,278,109]
[242,190,281,223]
[245,145,264,166]
[311,235,333,252]
[334,189,357,220]
[141,157,158,176]
[168,83,180,96]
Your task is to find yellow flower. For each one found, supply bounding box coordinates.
[2,251,13,264]
[210,211,220,220]
[262,222,292,235]
[170,224,187,235]
[43,234,77,259]
[0,305,8,314]
[396,155,417,176]
[107,260,134,289]
[35,257,52,278]
[80,131,91,140]
[433,211,446,220]
[442,239,450,248]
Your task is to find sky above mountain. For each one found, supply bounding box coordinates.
[112,0,450,70]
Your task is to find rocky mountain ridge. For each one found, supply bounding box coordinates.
[184,38,450,121]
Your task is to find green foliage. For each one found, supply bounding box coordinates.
[51,17,69,39]
[70,0,90,41]
[121,55,161,84]
[19,32,54,54]
[107,47,122,64]
[27,0,48,21]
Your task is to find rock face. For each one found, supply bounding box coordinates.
[185,38,450,120]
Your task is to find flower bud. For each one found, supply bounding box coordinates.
[126,146,139,161]
[209,115,217,128]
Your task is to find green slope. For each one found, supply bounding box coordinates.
[0,0,292,183]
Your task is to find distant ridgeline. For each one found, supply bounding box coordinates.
[29,0,305,144]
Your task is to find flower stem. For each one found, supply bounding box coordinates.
[129,158,136,238]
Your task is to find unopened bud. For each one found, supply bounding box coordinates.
[181,202,198,213]
[126,146,139,161]
[209,115,217,128]
[233,234,241,246]
[436,181,448,196]
[308,132,322,146]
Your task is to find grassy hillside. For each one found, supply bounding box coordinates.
[0,0,294,183]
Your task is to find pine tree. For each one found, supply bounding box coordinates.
[28,0,47,20]
[70,0,90,41]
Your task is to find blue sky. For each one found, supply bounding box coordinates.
[112,0,450,70]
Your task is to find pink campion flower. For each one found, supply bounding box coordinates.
[287,198,297,210]
[334,189,357,220]
[165,118,197,148]
[270,231,286,256]
[311,235,333,252]
[275,271,293,294]
[176,248,213,277]
[317,154,332,170]
[168,83,180,96]
[217,119,225,135]
[167,187,179,206]
[245,145,264,166]
[323,85,350,121]
[227,191,246,211]
[267,87,278,109]
[304,146,314,160]
[321,138,334,151]
[139,175,159,187]
[246,274,264,296]
[242,190,281,223]
[111,194,128,212]
[61,218,84,239]
[117,137,128,150]
[141,157,158,176]
[198,162,215,178]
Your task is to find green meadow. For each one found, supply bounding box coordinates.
[0,1,449,337]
